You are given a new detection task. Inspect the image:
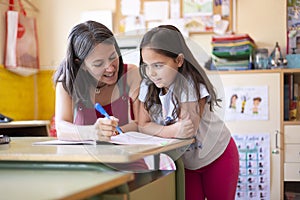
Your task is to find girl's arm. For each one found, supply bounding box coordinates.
[120,64,141,132]
[138,98,206,138]
[55,83,118,141]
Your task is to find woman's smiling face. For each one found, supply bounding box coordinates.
[141,48,183,92]
[84,43,119,85]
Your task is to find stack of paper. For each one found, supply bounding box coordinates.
[33,132,181,146]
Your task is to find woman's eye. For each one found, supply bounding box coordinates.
[109,55,117,61]
[93,62,104,67]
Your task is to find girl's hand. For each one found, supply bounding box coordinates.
[174,118,195,139]
[94,117,119,141]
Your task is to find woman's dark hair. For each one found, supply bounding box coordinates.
[139,25,220,118]
[53,21,124,105]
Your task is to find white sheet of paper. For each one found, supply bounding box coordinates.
[33,140,96,145]
[33,132,180,146]
[111,131,179,145]
[144,1,169,21]
[121,0,140,16]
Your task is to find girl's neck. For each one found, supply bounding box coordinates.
[162,87,168,95]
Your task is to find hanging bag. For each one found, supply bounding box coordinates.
[4,0,39,76]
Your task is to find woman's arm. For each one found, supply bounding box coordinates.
[138,98,206,138]
[55,83,118,141]
[120,64,141,132]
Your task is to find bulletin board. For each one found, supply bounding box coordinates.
[114,0,233,35]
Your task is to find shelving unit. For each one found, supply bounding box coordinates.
[212,69,282,199]
[213,68,300,199]
[281,69,300,199]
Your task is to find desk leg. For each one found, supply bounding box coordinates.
[97,183,130,200]
[175,157,185,200]
[153,154,160,170]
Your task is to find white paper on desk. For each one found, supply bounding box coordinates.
[32,132,179,146]
[111,131,178,146]
[33,140,96,145]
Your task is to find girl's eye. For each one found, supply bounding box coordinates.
[154,64,163,68]
[141,63,148,68]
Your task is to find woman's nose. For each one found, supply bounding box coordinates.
[105,62,115,71]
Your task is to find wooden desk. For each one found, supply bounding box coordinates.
[0,168,133,200]
[0,120,50,136]
[0,137,193,200]
[0,137,193,163]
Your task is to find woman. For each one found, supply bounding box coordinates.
[54,21,141,142]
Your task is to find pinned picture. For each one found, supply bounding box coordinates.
[225,86,268,121]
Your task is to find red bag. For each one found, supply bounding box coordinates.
[4,0,39,76]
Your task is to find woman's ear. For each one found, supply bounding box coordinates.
[176,53,184,67]
[75,58,81,65]
[76,59,87,70]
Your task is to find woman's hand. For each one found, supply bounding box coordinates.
[94,116,120,141]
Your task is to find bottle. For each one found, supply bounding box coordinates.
[255,48,269,69]
[270,42,284,68]
[274,42,281,65]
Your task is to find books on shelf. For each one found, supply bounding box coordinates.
[284,73,300,121]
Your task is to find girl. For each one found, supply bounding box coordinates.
[138,25,239,200]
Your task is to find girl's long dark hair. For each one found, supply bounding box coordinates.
[53,21,124,106]
[139,25,220,119]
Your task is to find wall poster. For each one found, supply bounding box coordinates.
[224,86,269,121]
[287,0,300,54]
[233,133,270,200]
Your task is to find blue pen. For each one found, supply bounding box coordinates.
[94,103,123,134]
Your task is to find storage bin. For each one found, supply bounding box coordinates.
[286,54,300,68]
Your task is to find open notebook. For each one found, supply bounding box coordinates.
[33,131,181,146]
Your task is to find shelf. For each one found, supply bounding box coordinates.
[281,68,300,73]
[206,68,300,75]
[206,69,283,74]
[283,121,300,126]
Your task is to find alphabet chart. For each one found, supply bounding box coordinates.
[233,133,270,200]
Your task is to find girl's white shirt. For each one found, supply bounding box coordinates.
[139,79,231,170]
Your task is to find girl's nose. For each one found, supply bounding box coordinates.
[149,66,156,76]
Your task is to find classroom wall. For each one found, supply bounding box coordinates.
[0,0,287,65]
[0,65,55,120]
[0,0,113,120]
[0,0,287,120]
[190,0,286,56]
[34,0,116,68]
